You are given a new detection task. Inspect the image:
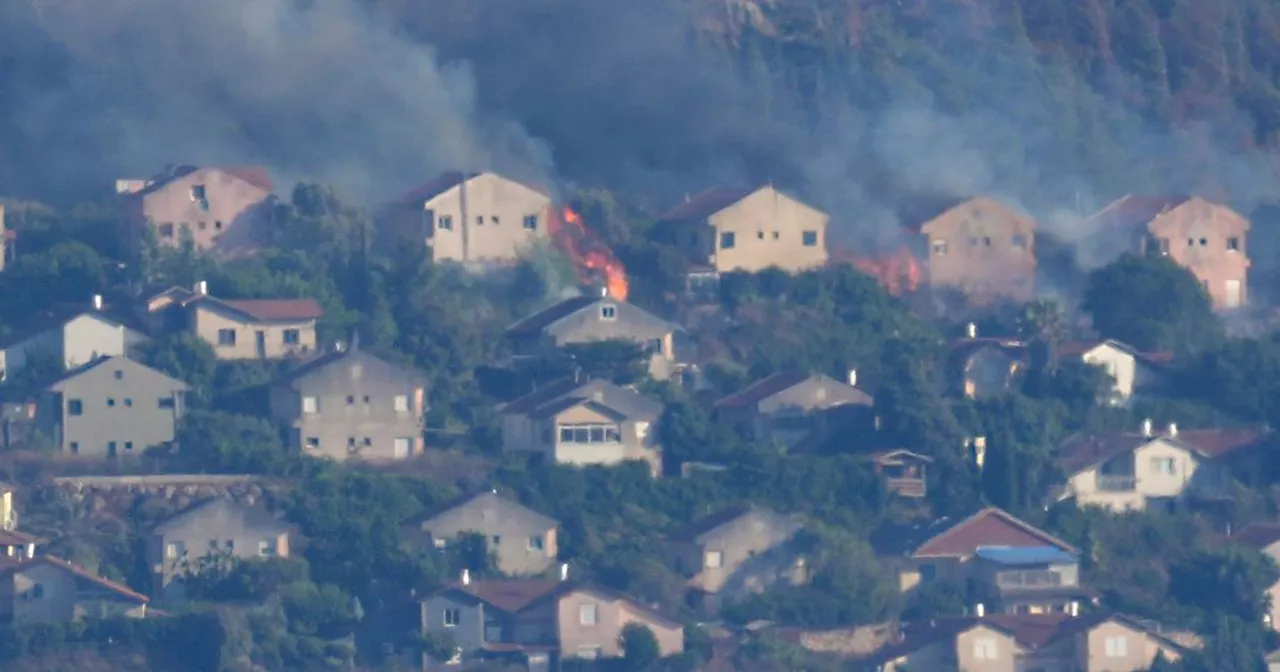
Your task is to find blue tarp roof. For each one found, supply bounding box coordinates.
[975,545,1077,566]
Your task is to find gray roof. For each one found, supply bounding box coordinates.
[421,491,558,532]
[501,378,663,422]
[505,296,680,339]
[46,355,191,393]
[271,347,425,391]
[669,505,798,544]
[152,498,290,536]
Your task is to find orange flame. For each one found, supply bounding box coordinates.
[849,246,923,296]
[549,206,630,302]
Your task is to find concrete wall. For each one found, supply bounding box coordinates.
[422,173,552,264]
[137,168,272,255]
[191,303,317,360]
[1143,198,1250,310]
[921,197,1037,304]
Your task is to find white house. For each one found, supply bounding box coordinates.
[0,297,149,381]
[1056,339,1170,405]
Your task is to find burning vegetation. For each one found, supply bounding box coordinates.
[832,244,924,296]
[548,206,630,302]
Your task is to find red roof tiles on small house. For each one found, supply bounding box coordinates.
[453,579,563,613]
[1172,428,1270,459]
[910,507,1078,559]
[218,298,324,321]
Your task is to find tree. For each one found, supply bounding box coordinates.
[1082,254,1222,354]
[172,411,295,474]
[619,623,662,670]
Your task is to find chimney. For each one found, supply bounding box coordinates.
[599,286,608,299]
[559,563,569,582]
[1069,601,1079,617]
[461,569,471,586]
[966,323,977,339]
[92,294,103,311]
[194,280,208,296]
[974,603,985,618]
[334,340,346,353]
[1167,422,1178,438]
[1141,418,1153,437]
[847,369,857,387]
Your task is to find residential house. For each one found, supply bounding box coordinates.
[667,505,806,608]
[654,185,829,274]
[0,297,149,382]
[1055,339,1172,406]
[0,556,149,624]
[1230,523,1280,633]
[1086,195,1251,310]
[897,507,1088,616]
[948,327,1028,399]
[38,355,191,457]
[148,498,291,598]
[864,449,933,499]
[0,483,40,561]
[420,576,683,666]
[1053,421,1269,512]
[118,164,275,256]
[0,401,37,449]
[915,196,1037,304]
[499,378,664,476]
[388,171,552,266]
[714,371,873,449]
[412,491,559,577]
[267,346,425,461]
[857,612,1187,672]
[506,295,682,380]
[140,282,322,360]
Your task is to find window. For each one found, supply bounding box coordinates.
[705,550,723,568]
[394,437,412,458]
[208,539,218,550]
[362,395,370,404]
[283,329,300,345]
[165,542,184,560]
[1012,234,1027,250]
[558,424,621,444]
[973,637,997,660]
[69,442,79,454]
[491,535,501,546]
[159,397,175,409]
[159,223,175,238]
[107,398,116,407]
[579,603,598,626]
[197,221,207,230]
[528,535,545,550]
[1228,237,1241,251]
[124,442,133,452]
[438,215,453,231]
[215,221,223,230]
[600,305,617,320]
[363,437,372,447]
[305,437,320,448]
[1199,238,1208,246]
[348,437,357,448]
[217,329,236,346]
[394,395,409,412]
[68,399,83,416]
[443,608,461,627]
[491,216,500,225]
[983,237,992,246]
[191,185,207,201]
[772,231,779,240]
[920,563,936,581]
[302,397,318,414]
[802,230,818,247]
[719,231,735,249]
[932,239,948,255]
[1104,636,1129,657]
[114,370,123,380]
[31,583,44,599]
[433,538,448,549]
[1151,457,1176,475]
[346,395,356,406]
[258,540,277,557]
[124,398,133,407]
[225,539,235,551]
[523,214,538,230]
[476,216,483,225]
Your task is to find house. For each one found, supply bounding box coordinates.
[1055,339,1172,406]
[667,505,806,606]
[857,612,1187,672]
[0,556,149,624]
[1086,195,1251,310]
[0,483,40,561]
[412,490,559,577]
[420,575,683,666]
[948,327,1028,399]
[506,295,682,381]
[388,171,552,266]
[499,378,664,476]
[864,449,933,498]
[37,355,191,457]
[0,297,149,382]
[654,185,829,274]
[118,164,275,256]
[267,346,426,461]
[1228,523,1280,633]
[714,371,873,449]
[897,507,1088,615]
[1053,421,1269,512]
[147,498,291,598]
[915,196,1037,304]
[0,401,37,449]
[141,282,322,360]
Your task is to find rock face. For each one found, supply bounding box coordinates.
[49,475,279,522]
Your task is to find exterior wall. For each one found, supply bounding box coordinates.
[544,303,677,362]
[45,360,187,456]
[881,640,953,672]
[277,370,425,462]
[502,413,541,455]
[1082,345,1139,403]
[898,556,964,593]
[422,518,557,577]
[703,187,829,273]
[551,405,659,475]
[1068,439,1213,512]
[922,197,1036,304]
[2,313,144,380]
[1142,198,1250,310]
[7,564,145,624]
[1084,621,1182,671]
[684,511,799,594]
[422,595,486,652]
[955,624,1019,672]
[191,304,317,361]
[148,508,290,592]
[422,173,553,264]
[556,591,683,659]
[134,168,272,255]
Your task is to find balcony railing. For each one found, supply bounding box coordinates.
[997,570,1068,589]
[1096,475,1136,492]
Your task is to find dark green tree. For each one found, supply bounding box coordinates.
[1082,254,1222,354]
[619,622,662,670]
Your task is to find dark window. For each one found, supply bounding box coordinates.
[283,329,301,345]
[491,216,500,225]
[983,237,992,246]
[1199,238,1208,246]
[158,223,175,238]
[159,397,175,409]
[346,395,355,405]
[438,215,453,231]
[69,442,79,454]
[347,437,357,447]
[600,305,617,320]
[719,232,735,249]
[491,535,501,546]
[191,185,207,201]
[476,216,483,225]
[107,398,116,407]
[215,221,223,230]
[305,437,319,448]
[1187,238,1195,246]
[803,231,818,246]
[197,221,207,230]
[124,442,133,451]
[932,239,948,255]
[124,398,133,407]
[217,329,236,346]
[68,399,83,416]
[756,230,764,240]
[772,231,779,240]
[114,370,123,380]
[107,441,117,457]
[1228,237,1241,251]
[523,215,538,230]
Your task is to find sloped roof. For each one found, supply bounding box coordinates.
[4,556,149,603]
[501,378,663,422]
[527,397,627,421]
[1056,428,1270,474]
[447,579,565,613]
[0,304,145,349]
[714,372,810,409]
[271,348,424,390]
[1174,428,1271,459]
[134,165,274,196]
[658,186,759,222]
[865,449,935,464]
[911,507,1078,558]
[668,504,754,543]
[215,298,324,321]
[500,378,589,415]
[1229,523,1280,550]
[0,528,42,546]
[422,490,558,531]
[153,498,290,536]
[46,355,191,393]
[1089,195,1192,229]
[398,171,550,206]
[506,296,600,335]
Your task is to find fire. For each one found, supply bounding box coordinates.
[548,206,630,302]
[850,246,923,296]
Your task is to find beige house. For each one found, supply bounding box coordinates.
[148,498,292,598]
[506,295,682,381]
[500,378,664,476]
[389,171,552,266]
[1053,422,1268,512]
[118,165,274,256]
[0,298,149,382]
[412,491,560,577]
[715,371,873,449]
[141,283,322,360]
[1228,523,1280,634]
[0,556,149,624]
[655,185,829,274]
[1087,195,1251,310]
[1055,339,1171,406]
[862,612,1187,672]
[668,505,806,605]
[916,196,1037,304]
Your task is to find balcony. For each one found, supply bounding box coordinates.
[996,570,1068,590]
[1096,475,1136,492]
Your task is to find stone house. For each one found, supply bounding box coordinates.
[141,283,322,361]
[267,347,426,461]
[411,491,559,577]
[0,297,149,382]
[118,165,275,256]
[714,371,873,449]
[916,196,1037,304]
[147,498,292,598]
[0,556,149,624]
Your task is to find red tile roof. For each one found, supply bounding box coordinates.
[1229,523,1280,550]
[453,579,563,613]
[658,186,757,222]
[911,507,1078,558]
[1173,428,1270,459]
[217,298,324,321]
[221,166,274,192]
